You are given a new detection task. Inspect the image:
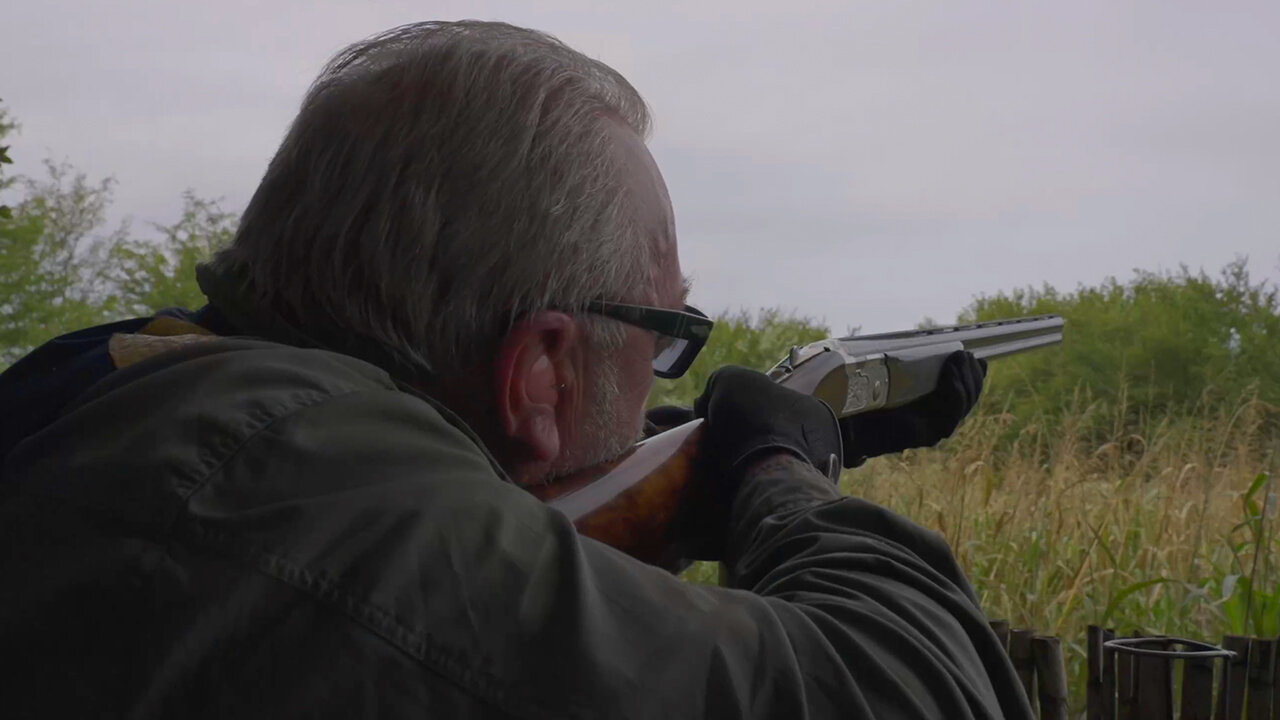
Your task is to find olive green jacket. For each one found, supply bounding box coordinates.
[0,320,1031,718]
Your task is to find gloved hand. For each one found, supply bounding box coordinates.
[677,366,842,561]
[693,365,843,479]
[839,350,986,468]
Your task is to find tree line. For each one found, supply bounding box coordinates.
[3,103,1278,439]
[0,105,229,365]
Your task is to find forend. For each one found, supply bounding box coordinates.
[767,314,1065,419]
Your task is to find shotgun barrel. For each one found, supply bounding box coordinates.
[768,315,1064,418]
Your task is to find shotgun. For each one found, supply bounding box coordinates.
[529,314,1065,571]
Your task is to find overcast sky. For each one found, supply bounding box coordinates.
[4,0,1278,334]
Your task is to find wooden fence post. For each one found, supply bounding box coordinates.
[1179,654,1216,720]
[990,619,1010,653]
[1116,633,1138,720]
[1010,629,1038,718]
[1087,626,1105,720]
[1272,640,1280,720]
[1218,635,1252,720]
[1245,638,1275,720]
[1032,635,1069,720]
[1134,637,1173,720]
[1102,628,1116,720]
[1029,632,1070,717]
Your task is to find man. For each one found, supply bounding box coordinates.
[0,21,1031,719]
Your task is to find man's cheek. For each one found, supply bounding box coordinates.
[633,370,654,421]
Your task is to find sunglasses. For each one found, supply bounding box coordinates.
[584,300,714,378]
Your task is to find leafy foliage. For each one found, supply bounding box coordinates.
[647,308,830,408]
[0,101,15,220]
[0,104,231,366]
[105,191,235,315]
[962,260,1280,434]
[0,160,126,365]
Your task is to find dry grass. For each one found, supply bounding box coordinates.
[847,389,1280,708]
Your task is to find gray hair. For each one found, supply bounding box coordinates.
[209,20,655,377]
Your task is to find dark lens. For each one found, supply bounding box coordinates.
[652,336,689,374]
[653,334,676,359]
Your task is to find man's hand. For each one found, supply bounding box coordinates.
[840,350,986,468]
[693,366,843,477]
[672,366,841,560]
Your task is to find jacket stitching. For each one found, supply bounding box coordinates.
[183,525,541,719]
[174,389,559,720]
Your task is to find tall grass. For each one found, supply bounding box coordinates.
[658,293,1280,710]
[848,386,1280,707]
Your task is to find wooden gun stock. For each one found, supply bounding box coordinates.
[529,314,1065,571]
[528,420,705,572]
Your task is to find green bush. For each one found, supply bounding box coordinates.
[962,260,1280,435]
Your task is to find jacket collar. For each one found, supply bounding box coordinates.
[193,261,514,485]
[195,262,435,386]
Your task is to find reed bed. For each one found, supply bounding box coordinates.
[848,388,1280,708]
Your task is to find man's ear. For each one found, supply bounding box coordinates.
[492,311,585,464]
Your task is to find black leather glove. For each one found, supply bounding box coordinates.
[676,366,842,561]
[840,350,986,468]
[693,366,843,479]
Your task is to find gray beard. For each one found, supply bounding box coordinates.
[546,354,640,481]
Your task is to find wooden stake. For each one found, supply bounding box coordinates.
[990,619,1010,654]
[1032,635,1069,720]
[1218,635,1251,720]
[1134,637,1172,720]
[1245,638,1275,720]
[1179,655,1215,720]
[1010,629,1039,718]
[1087,626,1105,720]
